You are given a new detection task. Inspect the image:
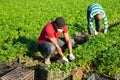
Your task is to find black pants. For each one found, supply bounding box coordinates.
[38,38,75,58]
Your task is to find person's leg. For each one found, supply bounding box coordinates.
[38,42,56,64]
[95,18,100,32]
[58,38,75,52]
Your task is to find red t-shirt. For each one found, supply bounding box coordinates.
[38,22,68,44]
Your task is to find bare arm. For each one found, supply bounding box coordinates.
[64,32,72,54]
[49,37,65,58]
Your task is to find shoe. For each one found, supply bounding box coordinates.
[44,56,51,65]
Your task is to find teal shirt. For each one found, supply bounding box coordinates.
[88,3,108,31]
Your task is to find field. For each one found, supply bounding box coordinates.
[0,0,120,78]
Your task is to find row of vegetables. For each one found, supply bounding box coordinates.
[47,25,120,77]
[0,0,120,78]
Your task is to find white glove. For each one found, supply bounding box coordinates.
[69,53,75,61]
[104,29,107,34]
[62,56,69,63]
[94,30,98,35]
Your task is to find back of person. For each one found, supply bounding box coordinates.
[88,3,105,18]
[38,22,67,44]
[87,3,108,35]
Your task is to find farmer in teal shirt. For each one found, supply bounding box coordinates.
[87,3,108,35]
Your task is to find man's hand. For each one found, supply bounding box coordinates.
[94,30,98,35]
[69,53,75,61]
[62,56,69,63]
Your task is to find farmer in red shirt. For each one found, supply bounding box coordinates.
[38,17,75,65]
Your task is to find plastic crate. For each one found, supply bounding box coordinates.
[0,67,34,80]
[38,65,71,80]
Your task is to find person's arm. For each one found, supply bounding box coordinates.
[88,18,98,35]
[64,32,75,61]
[89,14,96,32]
[49,37,65,58]
[103,16,108,34]
[63,32,72,54]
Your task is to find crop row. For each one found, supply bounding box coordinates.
[47,25,120,77]
[0,0,120,77]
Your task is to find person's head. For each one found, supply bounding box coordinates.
[54,17,66,29]
[95,13,102,21]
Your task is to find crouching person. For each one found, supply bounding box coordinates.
[38,17,75,65]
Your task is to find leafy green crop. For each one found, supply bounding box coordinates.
[0,0,120,77]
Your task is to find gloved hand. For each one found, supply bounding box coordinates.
[94,30,98,35]
[104,29,107,34]
[69,53,75,61]
[62,56,69,63]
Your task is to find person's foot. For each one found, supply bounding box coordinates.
[44,57,51,65]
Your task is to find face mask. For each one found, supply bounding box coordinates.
[57,29,63,33]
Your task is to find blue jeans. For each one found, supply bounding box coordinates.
[38,38,75,58]
[87,7,100,35]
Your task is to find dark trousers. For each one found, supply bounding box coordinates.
[87,9,100,35]
[38,38,75,58]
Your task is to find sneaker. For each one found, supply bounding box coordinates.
[44,57,51,65]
